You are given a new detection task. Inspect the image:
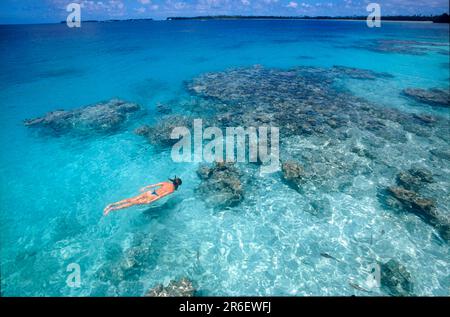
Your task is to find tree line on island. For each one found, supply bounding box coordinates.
[166,13,450,23]
[60,13,449,24]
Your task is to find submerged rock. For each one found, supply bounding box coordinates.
[96,244,152,286]
[196,162,244,208]
[145,277,195,297]
[156,102,172,114]
[395,168,434,191]
[412,113,436,125]
[134,125,151,136]
[386,186,449,241]
[96,262,125,285]
[380,259,413,296]
[24,99,141,135]
[135,115,193,147]
[120,246,151,274]
[281,160,305,191]
[386,186,436,218]
[403,88,449,107]
[197,164,213,180]
[430,148,450,161]
[332,65,393,80]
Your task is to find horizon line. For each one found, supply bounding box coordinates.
[1,13,449,26]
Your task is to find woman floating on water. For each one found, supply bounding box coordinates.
[103,176,182,215]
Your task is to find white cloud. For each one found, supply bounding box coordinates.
[137,0,158,10]
[241,0,250,5]
[162,0,190,12]
[286,1,298,8]
[197,0,226,8]
[195,0,232,12]
[77,0,126,16]
[174,1,187,9]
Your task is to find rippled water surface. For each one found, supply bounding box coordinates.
[0,20,449,296]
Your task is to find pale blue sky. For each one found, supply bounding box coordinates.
[0,0,448,24]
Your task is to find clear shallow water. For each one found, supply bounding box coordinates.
[0,20,449,296]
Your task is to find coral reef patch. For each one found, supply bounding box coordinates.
[24,99,142,136]
[402,88,449,108]
[145,277,195,297]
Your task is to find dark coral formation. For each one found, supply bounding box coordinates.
[196,162,244,208]
[380,259,414,296]
[395,168,434,191]
[135,115,193,147]
[96,244,153,286]
[281,160,305,191]
[145,277,195,297]
[156,102,172,114]
[331,65,393,80]
[386,186,436,216]
[187,65,392,107]
[385,185,449,241]
[430,148,450,161]
[365,39,428,55]
[185,65,446,143]
[24,99,141,135]
[402,88,450,108]
[381,162,449,241]
[350,39,449,56]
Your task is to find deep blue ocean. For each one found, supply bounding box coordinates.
[0,20,449,296]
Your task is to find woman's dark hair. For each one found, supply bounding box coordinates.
[169,176,182,190]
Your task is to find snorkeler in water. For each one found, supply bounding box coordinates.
[103,176,182,216]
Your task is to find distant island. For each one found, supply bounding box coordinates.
[60,18,153,24]
[59,14,450,24]
[167,13,450,23]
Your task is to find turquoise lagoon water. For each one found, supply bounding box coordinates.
[0,20,449,296]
